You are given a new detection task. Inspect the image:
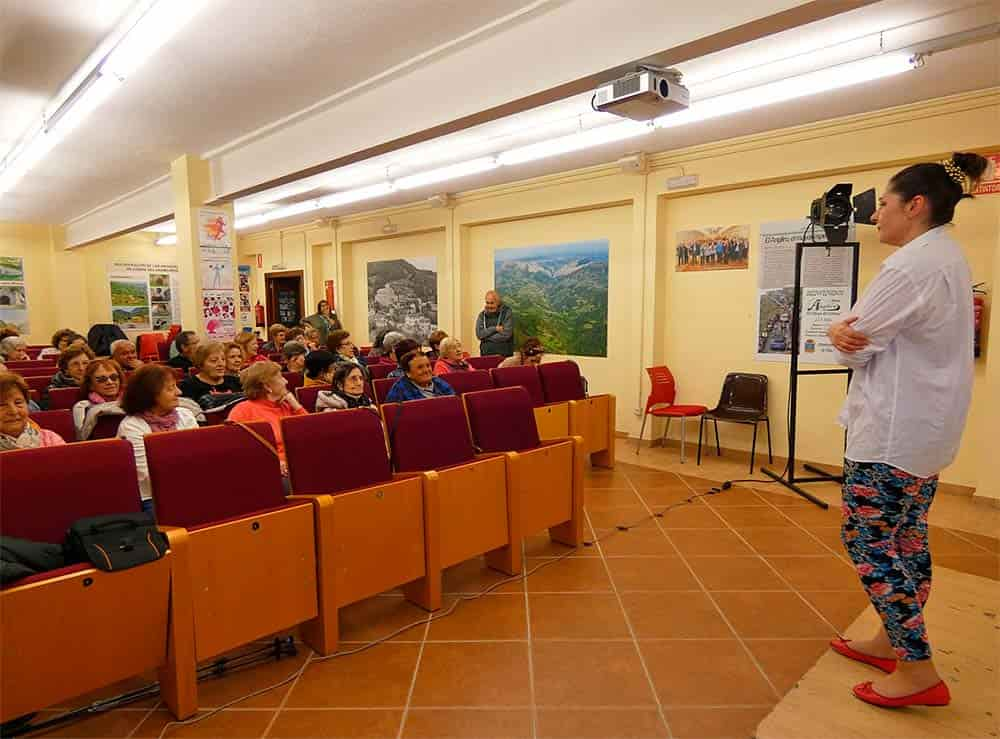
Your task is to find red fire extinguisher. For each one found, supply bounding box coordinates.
[254,300,265,328]
[973,283,986,358]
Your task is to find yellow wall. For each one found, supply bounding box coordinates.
[0,223,58,344]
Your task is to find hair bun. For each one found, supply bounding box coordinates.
[951,152,990,185]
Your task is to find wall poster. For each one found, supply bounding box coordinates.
[0,255,29,333]
[675,225,750,272]
[367,257,438,344]
[237,265,252,325]
[108,262,181,333]
[198,208,236,340]
[971,152,1000,195]
[494,239,609,357]
[755,219,855,364]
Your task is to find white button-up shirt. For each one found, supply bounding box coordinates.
[835,224,974,478]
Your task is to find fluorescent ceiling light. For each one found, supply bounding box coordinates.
[396,157,498,190]
[497,121,652,166]
[656,53,916,128]
[102,0,204,80]
[145,220,176,233]
[155,234,177,246]
[318,182,395,209]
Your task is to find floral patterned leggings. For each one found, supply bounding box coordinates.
[840,459,938,662]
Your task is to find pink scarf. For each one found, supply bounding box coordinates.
[88,391,111,405]
[141,410,180,432]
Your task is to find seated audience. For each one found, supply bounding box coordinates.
[40,328,77,358]
[227,361,308,471]
[0,325,19,341]
[282,341,308,373]
[303,350,336,387]
[110,339,143,370]
[317,363,375,412]
[426,329,448,362]
[386,339,420,379]
[433,337,471,375]
[260,323,287,355]
[302,326,321,351]
[234,331,268,366]
[224,341,246,375]
[327,329,368,371]
[385,351,455,402]
[499,337,546,368]
[72,359,126,440]
[285,327,306,344]
[0,373,66,450]
[48,346,93,392]
[0,336,30,361]
[118,364,200,512]
[167,330,200,371]
[366,328,393,362]
[179,341,242,400]
[378,331,406,365]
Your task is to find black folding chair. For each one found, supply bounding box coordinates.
[697,373,772,473]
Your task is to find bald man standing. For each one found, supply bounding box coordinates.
[475,290,515,357]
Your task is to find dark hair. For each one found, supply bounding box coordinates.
[0,372,30,404]
[332,361,364,390]
[121,364,175,415]
[174,330,196,353]
[51,328,76,349]
[391,339,419,363]
[58,345,93,371]
[372,329,392,352]
[304,350,336,379]
[326,329,351,353]
[887,152,990,227]
[316,300,328,312]
[285,327,305,342]
[427,330,448,350]
[520,337,545,357]
[400,349,428,373]
[81,359,125,396]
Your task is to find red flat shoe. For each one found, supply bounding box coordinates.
[830,638,896,673]
[853,680,951,708]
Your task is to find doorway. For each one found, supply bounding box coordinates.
[265,270,304,327]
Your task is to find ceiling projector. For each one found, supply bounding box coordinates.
[593,66,689,121]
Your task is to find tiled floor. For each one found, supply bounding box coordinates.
[29,462,1000,739]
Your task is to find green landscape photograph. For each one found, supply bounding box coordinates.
[109,280,149,307]
[495,239,609,357]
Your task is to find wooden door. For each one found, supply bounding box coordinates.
[264,270,304,327]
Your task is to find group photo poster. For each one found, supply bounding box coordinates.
[494,239,609,357]
[755,219,855,364]
[0,255,29,333]
[367,257,438,345]
[108,262,181,332]
[675,225,750,272]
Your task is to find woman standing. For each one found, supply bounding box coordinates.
[826,152,990,708]
[303,300,341,346]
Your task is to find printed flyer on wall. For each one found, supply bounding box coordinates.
[0,255,29,333]
[198,208,237,339]
[108,262,180,332]
[754,219,855,364]
[238,265,252,324]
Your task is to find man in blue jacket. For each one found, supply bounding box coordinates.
[475,290,514,357]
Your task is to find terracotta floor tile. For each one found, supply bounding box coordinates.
[738,527,829,555]
[714,506,791,529]
[953,530,1000,553]
[764,556,861,591]
[639,640,775,706]
[809,527,847,553]
[285,643,421,708]
[676,475,723,494]
[595,528,677,556]
[621,591,731,638]
[930,527,1000,556]
[744,639,830,695]
[402,708,532,738]
[752,489,817,507]
[780,506,845,529]
[523,533,598,558]
[194,650,310,708]
[936,554,1000,580]
[269,709,402,738]
[585,488,644,508]
[635,485,704,507]
[702,487,767,507]
[685,556,788,591]
[409,643,530,707]
[31,709,147,738]
[586,506,651,530]
[713,592,833,638]
[529,593,631,639]
[442,558,522,594]
[799,590,872,632]
[527,557,612,592]
[666,530,754,556]
[658,504,727,529]
[133,709,274,738]
[627,471,688,488]
[426,593,526,641]
[605,556,700,591]
[665,706,772,738]
[338,596,429,643]
[584,471,633,489]
[533,641,657,707]
[536,708,667,738]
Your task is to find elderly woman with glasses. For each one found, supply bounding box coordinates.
[72,359,127,440]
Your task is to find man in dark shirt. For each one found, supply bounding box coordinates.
[167,331,199,371]
[475,290,514,357]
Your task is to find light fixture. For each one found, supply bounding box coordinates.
[655,53,917,129]
[395,157,498,190]
[317,182,395,209]
[155,235,177,246]
[0,0,204,197]
[146,220,176,233]
[497,121,652,166]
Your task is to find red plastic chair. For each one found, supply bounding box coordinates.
[440,369,493,396]
[638,366,707,462]
[30,410,75,443]
[467,355,503,370]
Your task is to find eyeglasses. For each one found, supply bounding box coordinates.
[93,375,119,383]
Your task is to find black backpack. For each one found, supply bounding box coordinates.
[64,514,168,572]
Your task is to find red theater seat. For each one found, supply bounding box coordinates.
[381,396,516,577]
[282,371,303,392]
[24,375,50,395]
[88,413,125,440]
[373,377,395,405]
[540,361,617,469]
[47,386,84,410]
[0,440,196,722]
[145,423,337,664]
[467,355,503,370]
[282,409,440,647]
[464,386,585,565]
[491,365,545,406]
[295,384,330,413]
[440,369,493,396]
[367,362,392,380]
[30,409,75,443]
